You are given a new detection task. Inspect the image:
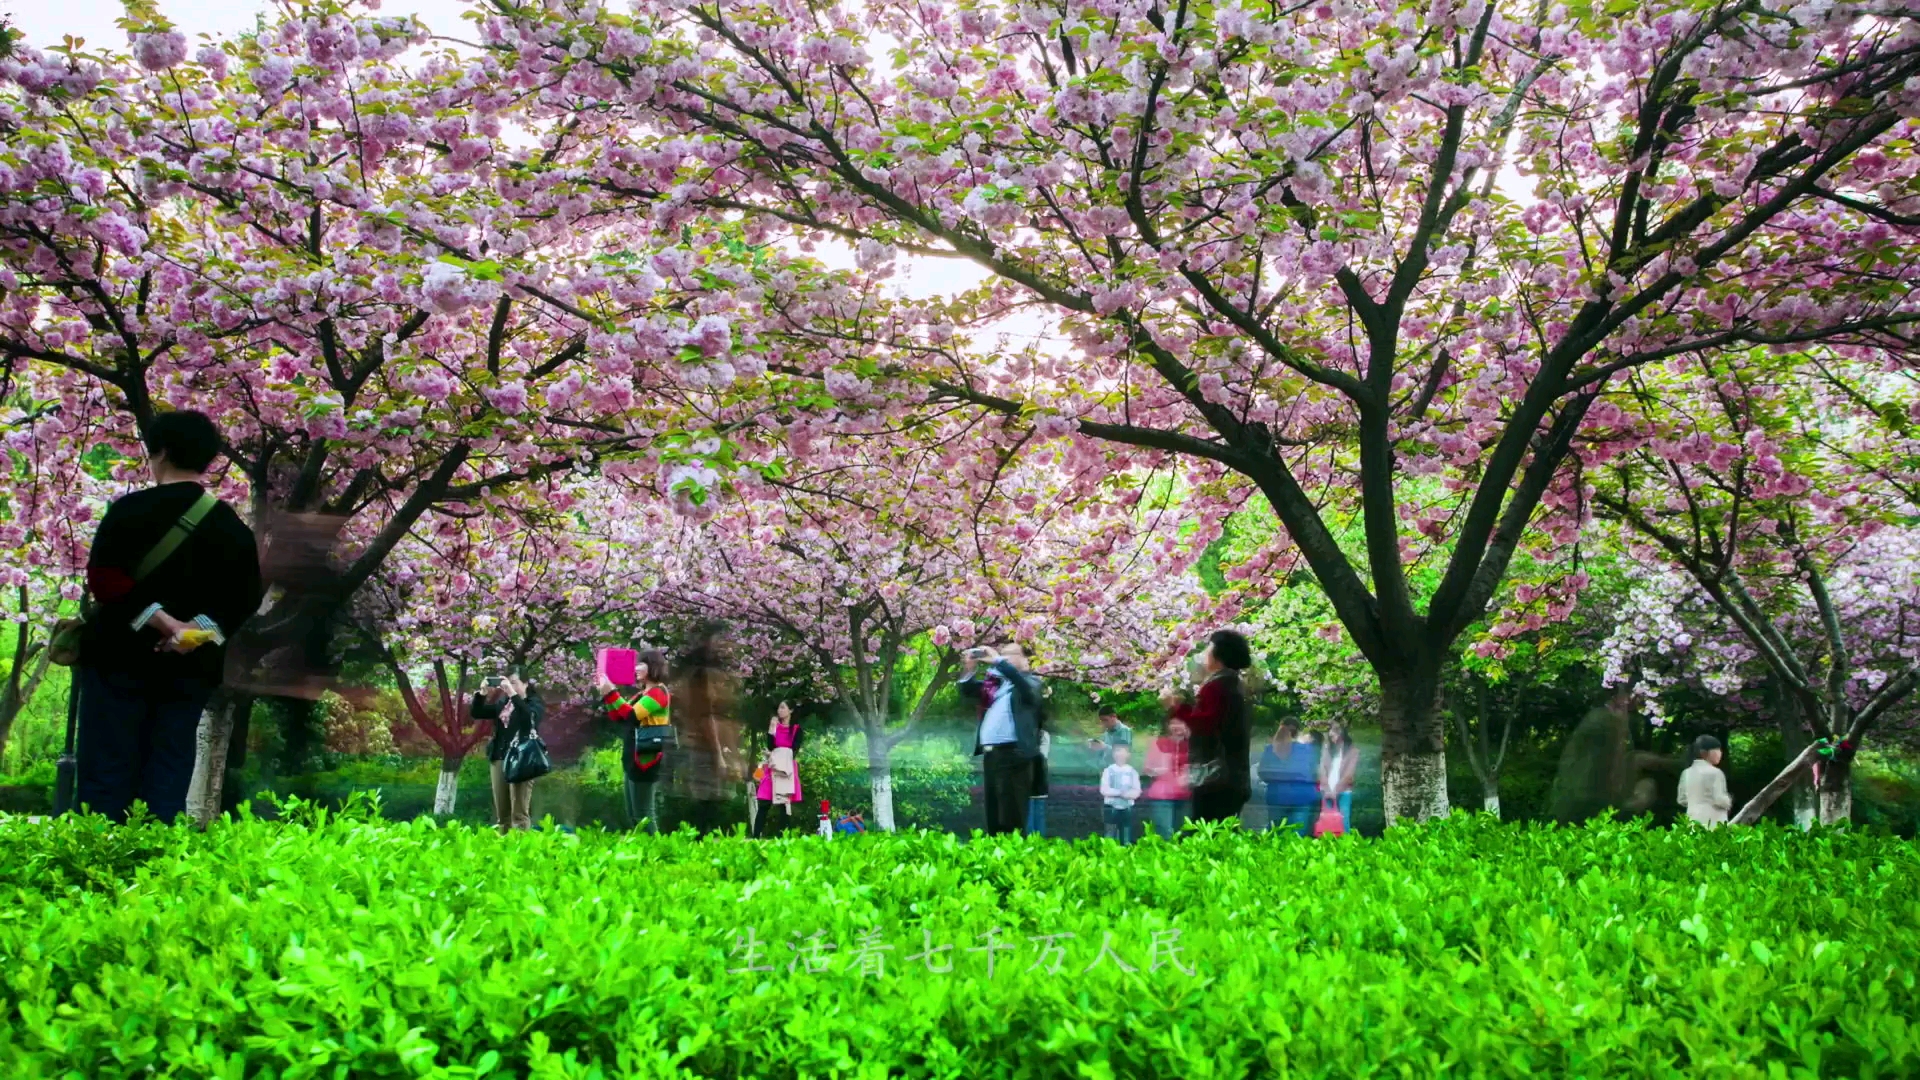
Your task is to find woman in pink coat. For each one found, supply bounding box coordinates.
[1142,717,1192,840]
[751,701,804,838]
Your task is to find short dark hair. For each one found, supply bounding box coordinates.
[1209,629,1252,670]
[636,649,670,685]
[1690,734,1722,760]
[1099,708,1119,719]
[142,410,224,473]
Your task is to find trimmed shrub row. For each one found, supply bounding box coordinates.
[2,804,1917,1077]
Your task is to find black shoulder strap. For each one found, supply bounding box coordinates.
[132,491,220,582]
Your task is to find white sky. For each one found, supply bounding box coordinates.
[13,0,476,53]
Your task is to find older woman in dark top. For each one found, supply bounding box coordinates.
[1169,629,1254,824]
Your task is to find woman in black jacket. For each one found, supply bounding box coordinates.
[471,673,545,833]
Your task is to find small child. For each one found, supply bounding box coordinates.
[836,809,866,834]
[1100,745,1143,844]
[1678,735,1733,828]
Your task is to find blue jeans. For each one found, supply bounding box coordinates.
[1026,796,1047,837]
[75,666,214,824]
[1267,804,1315,834]
[1332,791,1352,832]
[1103,804,1134,844]
[1146,798,1190,840]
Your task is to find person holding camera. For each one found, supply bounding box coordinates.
[957,642,1044,836]
[471,672,545,834]
[1167,629,1255,825]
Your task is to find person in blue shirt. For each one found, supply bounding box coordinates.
[1257,723,1321,834]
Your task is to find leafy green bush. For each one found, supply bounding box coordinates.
[2,812,1918,1077]
[0,807,182,898]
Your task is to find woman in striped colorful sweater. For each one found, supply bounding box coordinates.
[598,649,671,834]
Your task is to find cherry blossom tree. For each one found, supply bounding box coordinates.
[648,417,1227,829]
[0,1,845,806]
[1591,354,1920,824]
[355,482,664,813]
[485,0,1920,819]
[0,394,117,758]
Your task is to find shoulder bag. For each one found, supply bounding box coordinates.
[502,727,552,784]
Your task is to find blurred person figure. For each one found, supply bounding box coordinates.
[1171,629,1255,825]
[1100,744,1142,843]
[1026,729,1051,837]
[1318,721,1358,832]
[958,641,1044,835]
[599,649,671,834]
[1142,717,1192,840]
[1259,723,1321,834]
[472,672,545,834]
[76,410,262,825]
[1551,684,1673,823]
[1678,735,1733,828]
[752,700,805,838]
[1086,708,1132,766]
[223,510,345,702]
[673,624,746,834]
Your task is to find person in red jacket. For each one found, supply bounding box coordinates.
[1168,629,1254,825]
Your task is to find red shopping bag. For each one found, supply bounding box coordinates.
[1312,797,1346,837]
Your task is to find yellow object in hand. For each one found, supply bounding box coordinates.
[175,628,216,650]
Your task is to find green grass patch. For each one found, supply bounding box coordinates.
[1,803,1916,1078]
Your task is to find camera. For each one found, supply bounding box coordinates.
[485,675,504,688]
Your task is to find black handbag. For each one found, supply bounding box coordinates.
[632,723,673,753]
[502,728,552,784]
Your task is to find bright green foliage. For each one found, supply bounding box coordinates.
[2,807,1918,1078]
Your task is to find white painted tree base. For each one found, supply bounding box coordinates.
[433,768,459,816]
[870,768,896,832]
[185,696,236,826]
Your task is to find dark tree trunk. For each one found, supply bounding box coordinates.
[1768,679,1817,829]
[1379,662,1449,824]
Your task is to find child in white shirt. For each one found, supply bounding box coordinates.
[1100,745,1143,844]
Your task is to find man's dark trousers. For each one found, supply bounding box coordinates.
[75,666,213,824]
[982,744,1032,835]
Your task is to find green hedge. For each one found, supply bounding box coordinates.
[2,804,1918,1078]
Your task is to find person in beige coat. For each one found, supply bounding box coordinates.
[1678,735,1733,827]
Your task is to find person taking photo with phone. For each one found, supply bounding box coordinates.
[957,642,1044,836]
[1168,629,1255,825]
[471,672,545,833]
